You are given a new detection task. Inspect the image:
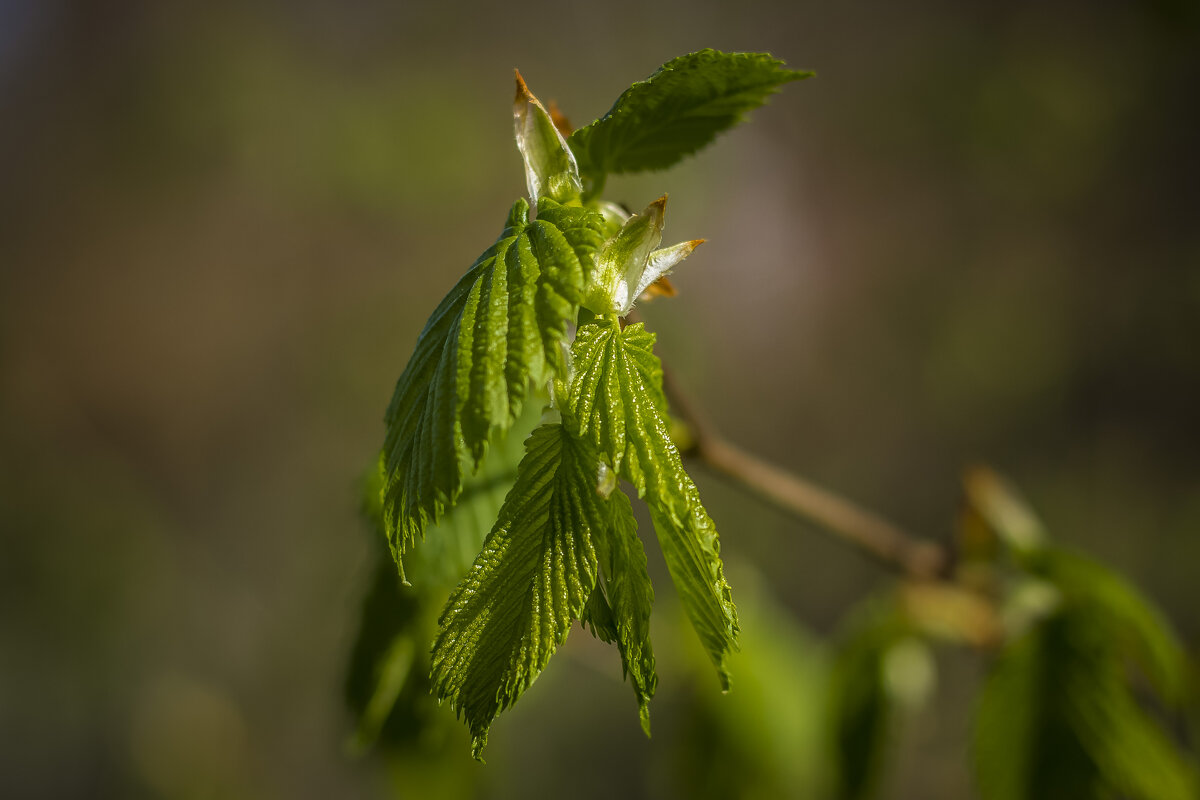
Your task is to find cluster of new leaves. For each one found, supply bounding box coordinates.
[968,472,1198,800]
[819,471,1198,800]
[373,50,811,757]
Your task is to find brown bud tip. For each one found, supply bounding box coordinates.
[514,69,534,104]
[547,100,573,138]
[643,276,678,299]
[649,194,668,212]
[688,238,706,249]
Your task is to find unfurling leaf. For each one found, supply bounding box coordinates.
[514,71,583,206]
[582,194,702,316]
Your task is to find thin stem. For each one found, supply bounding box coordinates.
[659,361,951,581]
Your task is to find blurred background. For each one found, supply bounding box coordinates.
[2,0,1198,797]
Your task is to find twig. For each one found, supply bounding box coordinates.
[658,360,951,581]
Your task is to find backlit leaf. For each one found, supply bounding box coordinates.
[569,315,738,687]
[381,198,602,565]
[430,423,605,759]
[569,49,812,184]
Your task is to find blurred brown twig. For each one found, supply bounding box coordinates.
[657,359,951,581]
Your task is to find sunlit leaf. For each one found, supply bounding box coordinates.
[569,49,812,184]
[430,423,605,759]
[381,198,602,565]
[585,488,657,732]
[569,314,738,688]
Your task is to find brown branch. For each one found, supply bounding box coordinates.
[659,362,951,581]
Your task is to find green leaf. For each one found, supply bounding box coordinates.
[583,195,666,315]
[569,315,738,688]
[1034,548,1188,705]
[346,411,536,751]
[405,399,540,588]
[568,316,668,485]
[579,194,703,316]
[587,488,657,733]
[581,581,619,642]
[532,194,608,277]
[344,547,424,752]
[568,49,812,184]
[514,71,583,206]
[670,568,832,799]
[975,609,1198,800]
[381,198,602,561]
[827,599,909,800]
[430,423,605,759]
[974,616,1097,800]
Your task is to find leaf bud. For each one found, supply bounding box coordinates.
[513,70,583,206]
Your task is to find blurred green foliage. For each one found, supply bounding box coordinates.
[2,1,1197,798]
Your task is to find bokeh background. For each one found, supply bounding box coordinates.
[2,0,1198,797]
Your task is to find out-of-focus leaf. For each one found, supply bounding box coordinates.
[968,470,1196,799]
[671,569,831,800]
[344,550,423,752]
[962,465,1046,556]
[1033,548,1189,705]
[346,406,536,751]
[827,595,924,800]
[974,615,1096,800]
[975,608,1198,800]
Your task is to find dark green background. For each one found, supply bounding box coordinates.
[2,0,1197,797]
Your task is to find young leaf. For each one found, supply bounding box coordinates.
[827,598,910,800]
[568,316,669,483]
[430,423,606,759]
[975,610,1198,800]
[581,194,703,316]
[568,49,812,184]
[532,195,608,277]
[403,400,540,589]
[974,617,1097,800]
[1034,548,1188,705]
[569,315,739,687]
[347,410,536,751]
[344,547,424,752]
[381,198,602,561]
[514,71,583,206]
[586,488,657,732]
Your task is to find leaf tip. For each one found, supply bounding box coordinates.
[513,68,533,104]
[638,702,652,737]
[470,733,489,763]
